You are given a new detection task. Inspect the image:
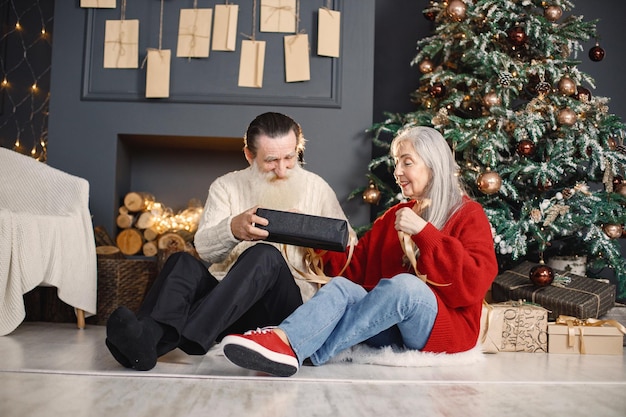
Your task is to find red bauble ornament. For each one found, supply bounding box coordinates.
[589,45,605,62]
[575,86,592,102]
[429,82,446,98]
[529,264,555,287]
[423,10,437,21]
[612,175,624,188]
[538,178,553,191]
[507,26,527,46]
[616,181,626,197]
[517,140,536,157]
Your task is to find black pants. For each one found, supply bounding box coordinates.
[138,244,303,356]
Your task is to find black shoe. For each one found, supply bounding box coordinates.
[105,306,158,371]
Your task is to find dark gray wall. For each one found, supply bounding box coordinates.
[373,1,626,123]
[47,2,375,235]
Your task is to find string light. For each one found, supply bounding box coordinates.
[0,0,53,161]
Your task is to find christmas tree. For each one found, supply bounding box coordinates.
[354,0,626,299]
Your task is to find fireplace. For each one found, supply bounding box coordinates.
[117,134,248,213]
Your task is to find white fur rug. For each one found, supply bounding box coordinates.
[327,343,485,367]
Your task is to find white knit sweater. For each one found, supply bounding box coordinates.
[194,166,351,302]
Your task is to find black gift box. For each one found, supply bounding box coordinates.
[256,208,349,252]
[491,261,616,320]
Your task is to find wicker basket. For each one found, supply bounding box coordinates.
[93,256,158,325]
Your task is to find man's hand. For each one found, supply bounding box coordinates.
[231,206,270,242]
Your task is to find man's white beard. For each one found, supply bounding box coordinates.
[249,161,307,210]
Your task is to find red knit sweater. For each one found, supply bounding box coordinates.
[322,197,498,353]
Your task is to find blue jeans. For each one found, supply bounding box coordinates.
[279,274,438,366]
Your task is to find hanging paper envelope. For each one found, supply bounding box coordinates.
[81,0,116,8]
[284,33,310,82]
[260,0,296,33]
[212,4,239,51]
[145,49,171,98]
[176,8,212,58]
[104,19,139,68]
[318,8,340,58]
[238,40,266,88]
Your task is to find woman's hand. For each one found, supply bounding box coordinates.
[394,207,427,236]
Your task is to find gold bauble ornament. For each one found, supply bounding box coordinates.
[558,77,576,96]
[544,5,563,22]
[362,181,381,205]
[557,108,577,126]
[607,137,617,150]
[418,58,434,74]
[482,92,501,108]
[476,168,502,195]
[616,181,626,197]
[446,0,467,22]
[603,223,624,239]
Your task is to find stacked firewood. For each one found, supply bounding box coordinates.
[95,192,203,262]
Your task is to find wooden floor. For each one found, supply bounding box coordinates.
[1,321,625,417]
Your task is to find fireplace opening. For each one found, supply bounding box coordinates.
[117,134,248,212]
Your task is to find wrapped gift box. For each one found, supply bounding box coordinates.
[492,261,616,320]
[480,300,548,353]
[256,208,349,252]
[548,317,625,355]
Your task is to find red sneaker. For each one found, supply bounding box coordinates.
[222,327,299,377]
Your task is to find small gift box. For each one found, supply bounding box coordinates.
[256,208,349,252]
[548,316,626,355]
[491,261,616,320]
[480,300,549,353]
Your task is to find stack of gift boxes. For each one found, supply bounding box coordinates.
[482,261,626,355]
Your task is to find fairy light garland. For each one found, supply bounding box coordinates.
[0,0,53,162]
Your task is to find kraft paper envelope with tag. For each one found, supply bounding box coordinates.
[81,0,116,8]
[176,8,212,58]
[146,49,171,98]
[284,34,310,82]
[212,4,239,51]
[260,0,296,33]
[318,8,341,57]
[104,20,139,69]
[238,40,266,88]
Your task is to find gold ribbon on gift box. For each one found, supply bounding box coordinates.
[554,315,626,354]
[509,270,603,317]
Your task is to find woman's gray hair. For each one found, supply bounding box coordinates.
[390,126,466,229]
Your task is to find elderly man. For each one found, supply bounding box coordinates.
[105,112,352,371]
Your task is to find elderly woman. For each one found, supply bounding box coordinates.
[222,126,498,377]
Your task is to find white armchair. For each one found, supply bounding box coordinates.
[0,148,97,335]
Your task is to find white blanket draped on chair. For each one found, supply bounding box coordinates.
[0,148,97,336]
